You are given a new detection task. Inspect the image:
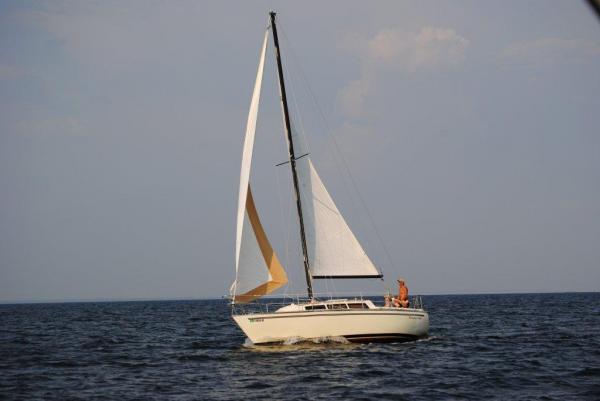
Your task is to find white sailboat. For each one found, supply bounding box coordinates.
[230,12,429,345]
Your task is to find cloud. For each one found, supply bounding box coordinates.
[366,27,469,72]
[499,38,600,67]
[338,26,469,117]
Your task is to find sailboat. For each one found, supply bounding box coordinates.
[230,12,429,345]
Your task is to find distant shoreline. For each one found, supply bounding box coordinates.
[1,291,598,306]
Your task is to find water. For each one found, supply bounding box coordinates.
[1,293,599,400]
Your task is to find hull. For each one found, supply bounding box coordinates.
[233,308,429,345]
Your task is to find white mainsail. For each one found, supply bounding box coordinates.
[231,30,287,303]
[292,130,382,279]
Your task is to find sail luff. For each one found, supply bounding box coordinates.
[231,27,289,303]
[234,30,269,280]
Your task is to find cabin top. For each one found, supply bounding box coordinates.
[275,299,376,313]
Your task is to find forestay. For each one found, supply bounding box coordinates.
[231,30,288,303]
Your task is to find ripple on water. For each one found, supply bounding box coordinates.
[0,293,598,401]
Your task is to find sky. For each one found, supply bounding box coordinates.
[1,1,599,302]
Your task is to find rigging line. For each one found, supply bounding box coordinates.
[278,29,370,258]
[282,161,299,297]
[285,51,388,283]
[329,275,338,299]
[333,136,392,281]
[270,19,295,298]
[280,26,392,281]
[278,27,313,163]
[279,64,305,297]
[279,27,324,296]
[280,28,369,285]
[271,60,296,297]
[275,162,291,296]
[269,28,295,290]
[286,169,298,295]
[279,27,373,280]
[326,137,378,265]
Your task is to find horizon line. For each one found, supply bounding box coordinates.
[1,290,598,306]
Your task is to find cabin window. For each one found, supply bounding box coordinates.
[305,305,326,311]
[327,303,348,310]
[347,303,367,309]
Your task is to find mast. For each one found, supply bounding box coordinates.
[269,11,313,299]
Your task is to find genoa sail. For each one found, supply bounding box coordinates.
[231,30,288,303]
[293,130,382,279]
[234,186,287,303]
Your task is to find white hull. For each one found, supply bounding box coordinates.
[233,307,429,345]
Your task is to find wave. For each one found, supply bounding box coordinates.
[283,336,350,345]
[242,336,357,352]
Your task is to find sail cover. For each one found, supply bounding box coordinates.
[231,30,288,303]
[293,131,382,279]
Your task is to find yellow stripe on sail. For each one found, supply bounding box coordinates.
[235,187,288,303]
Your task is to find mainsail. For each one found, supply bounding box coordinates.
[231,30,287,303]
[293,131,382,279]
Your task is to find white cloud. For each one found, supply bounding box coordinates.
[499,38,600,66]
[366,27,469,72]
[338,26,469,118]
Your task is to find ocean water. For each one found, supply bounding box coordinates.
[1,293,599,400]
